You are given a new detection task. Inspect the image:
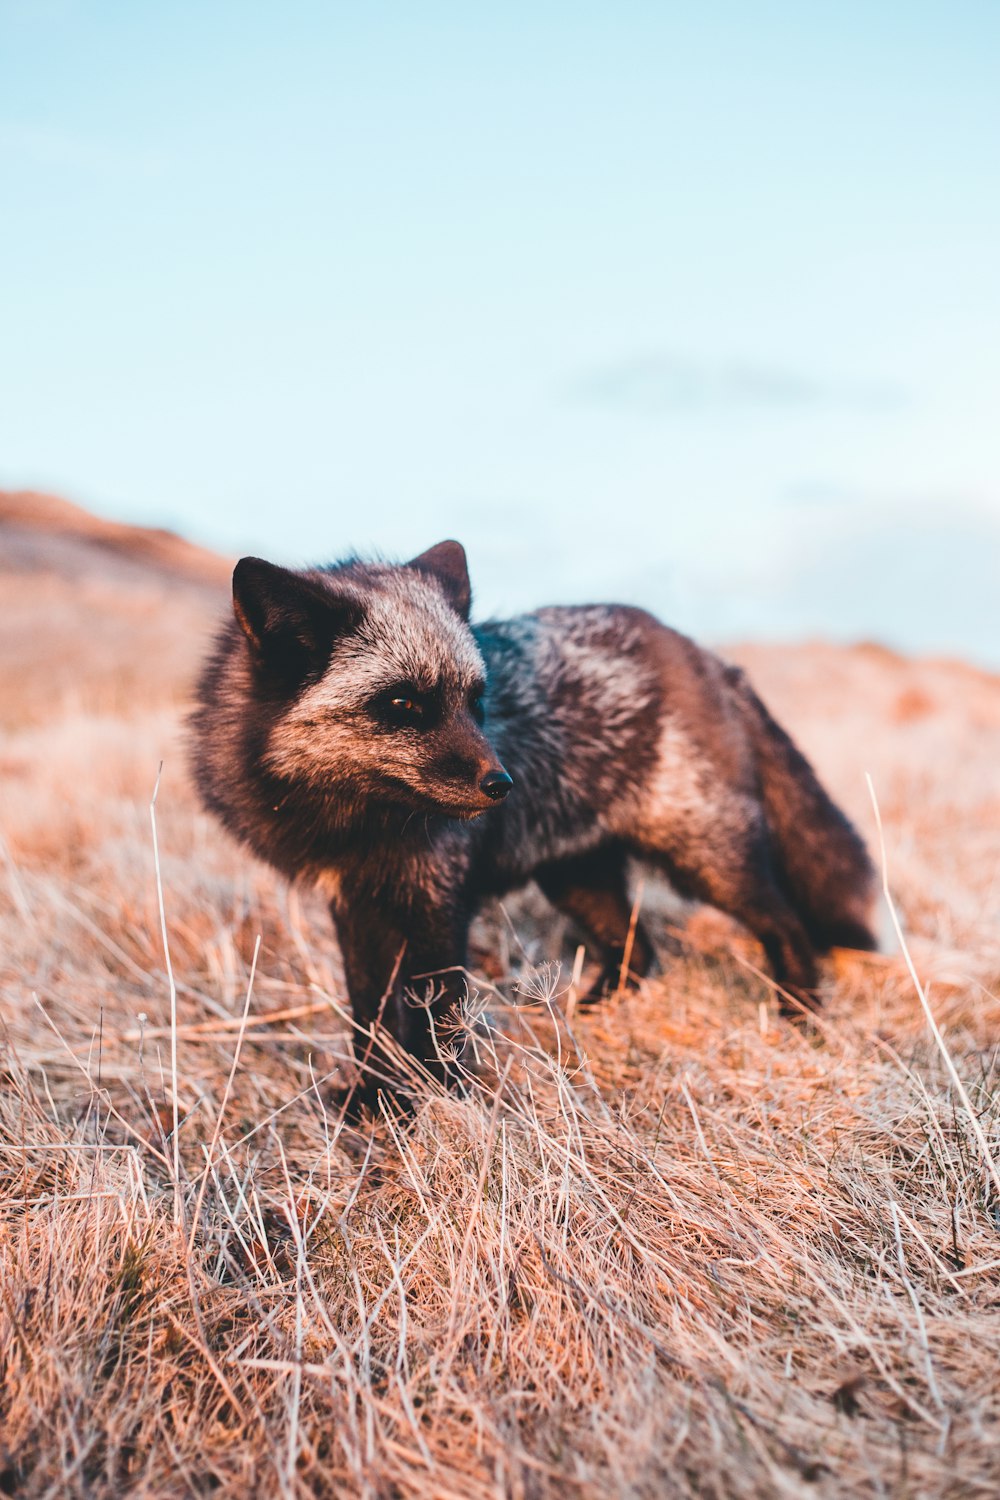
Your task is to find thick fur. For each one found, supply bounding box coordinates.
[190,543,876,1101]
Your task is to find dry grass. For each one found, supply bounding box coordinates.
[2,518,1000,1497]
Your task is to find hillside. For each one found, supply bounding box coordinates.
[1,496,999,1498]
[0,490,231,588]
[0,490,229,727]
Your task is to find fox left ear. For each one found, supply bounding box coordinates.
[408,540,471,620]
[232,557,360,682]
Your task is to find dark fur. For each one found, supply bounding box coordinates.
[190,542,876,1102]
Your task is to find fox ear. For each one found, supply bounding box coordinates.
[408,540,471,620]
[232,558,358,679]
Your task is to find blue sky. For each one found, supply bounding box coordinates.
[2,2,999,662]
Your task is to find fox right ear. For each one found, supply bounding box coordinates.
[408,540,471,620]
[232,558,358,679]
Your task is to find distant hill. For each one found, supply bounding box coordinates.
[0,490,231,727]
[0,490,231,590]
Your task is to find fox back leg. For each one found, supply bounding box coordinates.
[535,846,655,1002]
[632,792,821,1010]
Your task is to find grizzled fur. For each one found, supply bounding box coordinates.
[190,542,876,1102]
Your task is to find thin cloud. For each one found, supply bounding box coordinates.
[569,354,908,414]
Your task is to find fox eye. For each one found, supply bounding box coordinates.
[372,682,436,729]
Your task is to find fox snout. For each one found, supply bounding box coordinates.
[433,717,514,813]
[480,769,514,801]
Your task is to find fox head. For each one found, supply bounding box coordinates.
[230,541,513,818]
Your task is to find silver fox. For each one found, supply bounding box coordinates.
[190,541,876,1104]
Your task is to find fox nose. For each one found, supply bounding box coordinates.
[480,769,514,802]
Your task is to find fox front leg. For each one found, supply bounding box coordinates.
[330,888,472,1108]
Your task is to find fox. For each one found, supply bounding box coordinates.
[190,541,877,1104]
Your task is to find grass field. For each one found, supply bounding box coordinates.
[2,497,1000,1497]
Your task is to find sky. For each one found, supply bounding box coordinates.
[2,1,999,663]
